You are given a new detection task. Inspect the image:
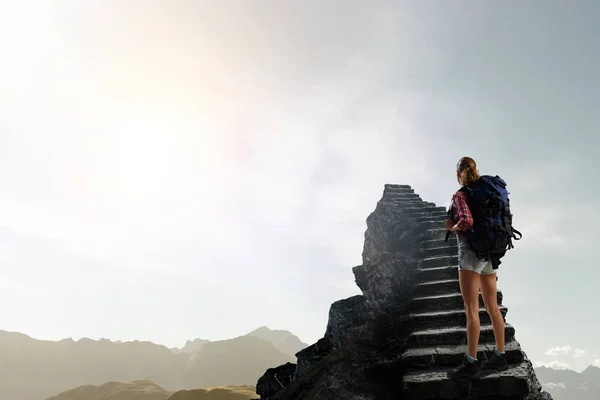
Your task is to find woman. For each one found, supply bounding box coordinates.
[445,157,508,378]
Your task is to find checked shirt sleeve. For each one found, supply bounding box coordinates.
[452,191,473,231]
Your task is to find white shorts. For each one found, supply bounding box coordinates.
[457,234,495,275]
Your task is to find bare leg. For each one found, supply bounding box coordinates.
[458,270,482,358]
[480,272,505,352]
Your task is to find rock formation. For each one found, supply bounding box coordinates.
[256,184,553,400]
[256,363,297,399]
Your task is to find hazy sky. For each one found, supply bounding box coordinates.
[1,1,598,372]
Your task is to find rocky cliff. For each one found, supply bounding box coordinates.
[256,184,553,400]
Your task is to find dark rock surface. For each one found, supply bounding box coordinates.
[294,337,334,378]
[324,295,368,350]
[256,184,552,400]
[256,362,296,399]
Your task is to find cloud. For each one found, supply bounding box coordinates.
[543,382,566,390]
[594,359,600,368]
[535,361,572,370]
[574,348,586,358]
[544,346,572,356]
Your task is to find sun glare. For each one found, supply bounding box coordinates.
[92,112,223,224]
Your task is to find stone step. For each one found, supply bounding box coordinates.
[384,185,414,194]
[401,341,523,369]
[422,228,451,241]
[414,279,460,297]
[421,255,458,269]
[410,307,508,331]
[385,190,417,196]
[406,210,448,219]
[415,220,446,231]
[404,205,447,212]
[421,245,458,257]
[394,202,437,209]
[402,360,532,399]
[409,291,503,314]
[421,238,458,247]
[385,184,412,189]
[407,324,515,347]
[384,192,421,200]
[389,199,425,206]
[410,215,447,224]
[388,197,422,202]
[418,265,458,281]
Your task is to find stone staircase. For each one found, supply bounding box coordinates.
[384,185,542,400]
[255,184,551,400]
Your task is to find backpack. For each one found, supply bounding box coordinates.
[445,175,522,269]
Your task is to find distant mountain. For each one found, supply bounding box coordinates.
[46,380,171,400]
[535,365,600,400]
[175,327,307,358]
[0,328,297,400]
[174,338,211,354]
[168,386,257,400]
[245,326,308,357]
[46,381,257,400]
[0,330,186,400]
[184,335,294,388]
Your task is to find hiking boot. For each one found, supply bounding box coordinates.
[481,351,508,371]
[448,356,480,378]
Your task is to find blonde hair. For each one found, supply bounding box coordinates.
[456,157,480,186]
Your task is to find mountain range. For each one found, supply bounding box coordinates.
[46,380,258,400]
[46,381,171,400]
[534,365,600,400]
[0,327,307,400]
[5,325,599,400]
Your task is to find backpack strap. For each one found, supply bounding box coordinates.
[512,228,522,239]
[458,185,472,195]
[499,194,522,250]
[506,227,523,250]
[491,255,501,269]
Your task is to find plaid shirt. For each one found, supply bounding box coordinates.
[451,190,473,231]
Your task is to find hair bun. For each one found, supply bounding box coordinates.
[457,157,479,186]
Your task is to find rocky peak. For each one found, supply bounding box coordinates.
[255,184,552,400]
[582,365,600,374]
[176,338,210,353]
[245,327,308,358]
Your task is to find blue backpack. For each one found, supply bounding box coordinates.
[446,175,522,269]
